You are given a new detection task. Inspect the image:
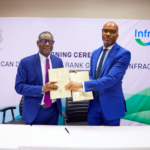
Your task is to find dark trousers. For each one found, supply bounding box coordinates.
[88,97,120,126]
[27,102,59,125]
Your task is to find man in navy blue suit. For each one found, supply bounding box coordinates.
[15,31,63,125]
[65,21,131,126]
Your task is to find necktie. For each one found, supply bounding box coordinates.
[93,49,108,97]
[44,58,52,107]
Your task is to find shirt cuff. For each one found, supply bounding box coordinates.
[82,82,86,92]
[42,86,44,94]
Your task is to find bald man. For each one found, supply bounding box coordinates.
[15,31,63,125]
[65,22,131,126]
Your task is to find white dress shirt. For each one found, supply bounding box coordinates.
[39,53,56,104]
[96,44,114,72]
[82,44,115,91]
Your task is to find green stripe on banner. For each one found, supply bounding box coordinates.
[122,87,150,125]
[135,39,147,46]
[58,106,65,125]
[124,93,134,100]
[123,111,150,125]
[138,87,150,96]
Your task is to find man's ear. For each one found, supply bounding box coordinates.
[37,41,39,47]
[117,34,119,40]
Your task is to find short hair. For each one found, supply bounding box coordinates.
[38,31,53,40]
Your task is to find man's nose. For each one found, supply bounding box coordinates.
[106,31,111,35]
[45,41,50,46]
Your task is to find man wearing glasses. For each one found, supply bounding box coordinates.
[65,21,131,126]
[15,31,63,125]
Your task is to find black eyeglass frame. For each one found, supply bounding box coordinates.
[102,29,117,35]
[39,39,55,45]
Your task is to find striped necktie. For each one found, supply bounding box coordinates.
[94,49,108,97]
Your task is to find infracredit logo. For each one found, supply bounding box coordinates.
[135,29,150,46]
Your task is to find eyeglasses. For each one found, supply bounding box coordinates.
[39,39,55,45]
[102,29,116,35]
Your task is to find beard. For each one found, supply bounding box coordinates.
[104,41,113,46]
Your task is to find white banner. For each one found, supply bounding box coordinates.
[0,18,150,125]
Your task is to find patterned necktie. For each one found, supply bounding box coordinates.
[44,58,52,107]
[94,49,108,97]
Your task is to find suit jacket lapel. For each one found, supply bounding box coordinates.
[50,54,57,69]
[34,53,43,85]
[93,47,103,78]
[100,43,120,77]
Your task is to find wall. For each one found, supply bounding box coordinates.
[0,0,150,20]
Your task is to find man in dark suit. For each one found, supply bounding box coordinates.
[65,21,131,126]
[15,31,63,125]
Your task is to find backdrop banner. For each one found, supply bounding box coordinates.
[0,18,150,125]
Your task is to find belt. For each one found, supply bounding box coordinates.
[38,102,56,109]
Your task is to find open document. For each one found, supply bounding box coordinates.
[48,67,71,99]
[69,71,93,101]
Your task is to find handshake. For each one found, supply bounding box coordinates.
[65,70,83,90]
[42,70,82,92]
[43,68,93,101]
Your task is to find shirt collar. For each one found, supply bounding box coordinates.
[103,43,115,51]
[39,52,50,62]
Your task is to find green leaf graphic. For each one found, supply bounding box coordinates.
[122,87,150,125]
[123,111,150,125]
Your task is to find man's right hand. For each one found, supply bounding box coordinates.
[42,81,58,92]
[72,70,78,73]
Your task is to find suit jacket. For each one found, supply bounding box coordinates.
[84,43,131,120]
[15,53,64,123]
